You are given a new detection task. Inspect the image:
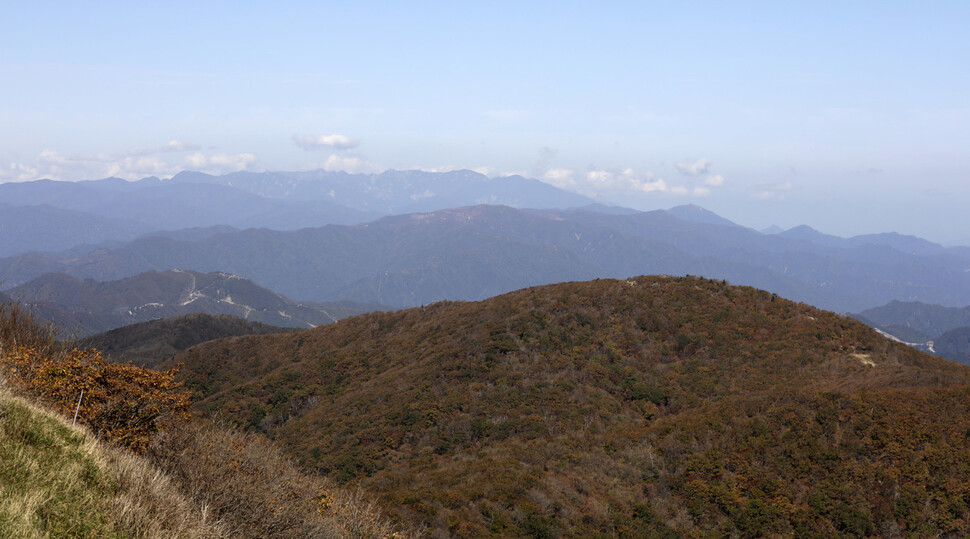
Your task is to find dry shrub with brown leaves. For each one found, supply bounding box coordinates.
[3,345,191,452]
[0,301,414,537]
[0,302,61,359]
[0,302,192,452]
[149,419,418,539]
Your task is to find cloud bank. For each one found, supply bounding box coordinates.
[163,139,202,152]
[704,174,725,187]
[0,144,260,182]
[317,153,383,174]
[753,181,793,200]
[676,157,711,176]
[293,134,359,150]
[185,152,258,172]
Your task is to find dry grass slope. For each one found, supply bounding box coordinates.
[149,420,416,539]
[0,379,225,538]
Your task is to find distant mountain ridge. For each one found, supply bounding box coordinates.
[853,300,970,365]
[856,300,970,337]
[0,202,154,257]
[666,203,742,227]
[0,169,596,256]
[5,270,383,336]
[774,224,959,256]
[76,313,298,368]
[171,168,595,214]
[2,204,970,313]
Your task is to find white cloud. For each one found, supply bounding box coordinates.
[185,152,208,169]
[418,165,460,173]
[752,181,793,200]
[0,139,269,183]
[543,168,576,187]
[414,165,494,177]
[321,153,383,174]
[693,187,711,197]
[530,147,559,178]
[210,153,257,170]
[676,157,711,176]
[2,162,40,182]
[583,169,669,194]
[532,166,686,199]
[109,156,171,177]
[293,134,359,150]
[164,139,201,152]
[184,152,258,173]
[0,148,190,182]
[704,174,725,187]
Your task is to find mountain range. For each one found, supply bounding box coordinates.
[4,270,383,336]
[0,169,594,257]
[7,169,970,535]
[3,203,970,313]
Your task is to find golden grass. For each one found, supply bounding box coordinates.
[0,377,225,538]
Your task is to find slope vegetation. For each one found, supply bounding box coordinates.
[0,380,223,537]
[170,276,970,537]
[0,300,416,538]
[77,313,297,368]
[8,270,375,336]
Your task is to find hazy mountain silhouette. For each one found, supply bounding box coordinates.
[853,300,970,365]
[6,270,384,336]
[0,169,597,255]
[2,205,970,312]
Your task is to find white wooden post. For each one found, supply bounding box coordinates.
[72,389,83,426]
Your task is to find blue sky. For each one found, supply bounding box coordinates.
[2,2,968,243]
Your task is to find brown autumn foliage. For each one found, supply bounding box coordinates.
[3,346,190,452]
[0,302,190,452]
[167,275,970,537]
[148,419,417,539]
[0,300,417,538]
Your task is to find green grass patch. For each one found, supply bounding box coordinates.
[0,397,124,538]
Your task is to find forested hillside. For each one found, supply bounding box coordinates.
[169,276,970,537]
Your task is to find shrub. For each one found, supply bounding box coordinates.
[148,419,415,538]
[0,301,190,452]
[2,346,190,452]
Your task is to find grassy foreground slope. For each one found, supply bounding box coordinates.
[172,275,970,537]
[0,380,223,538]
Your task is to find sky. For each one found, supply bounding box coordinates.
[2,2,969,243]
